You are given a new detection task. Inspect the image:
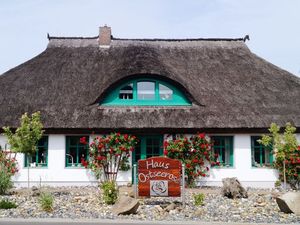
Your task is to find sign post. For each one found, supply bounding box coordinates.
[138,157,182,198]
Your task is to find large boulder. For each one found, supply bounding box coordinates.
[276,192,300,215]
[111,196,140,215]
[221,177,248,199]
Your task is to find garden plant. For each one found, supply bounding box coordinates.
[80,133,137,204]
[259,123,300,189]
[3,111,44,188]
[0,147,18,195]
[164,133,219,186]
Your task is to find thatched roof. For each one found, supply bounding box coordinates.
[0,33,300,133]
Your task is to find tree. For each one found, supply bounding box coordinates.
[259,123,300,189]
[3,112,44,188]
[164,133,219,186]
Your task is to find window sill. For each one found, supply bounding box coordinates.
[24,166,48,169]
[65,165,86,169]
[251,166,273,169]
[212,165,234,169]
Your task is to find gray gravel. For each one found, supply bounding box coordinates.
[0,186,299,224]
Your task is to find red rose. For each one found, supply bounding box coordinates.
[163,150,168,156]
[198,133,205,139]
[80,137,88,145]
[163,141,169,148]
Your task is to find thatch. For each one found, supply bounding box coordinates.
[0,35,299,132]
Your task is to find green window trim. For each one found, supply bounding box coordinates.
[101,78,191,106]
[24,136,48,168]
[251,136,273,168]
[211,136,234,167]
[66,136,89,168]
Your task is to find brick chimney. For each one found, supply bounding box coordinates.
[99,25,111,47]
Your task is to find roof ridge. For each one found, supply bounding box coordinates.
[47,34,250,42]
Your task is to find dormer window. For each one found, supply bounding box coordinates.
[101,78,191,106]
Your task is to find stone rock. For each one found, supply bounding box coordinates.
[165,202,176,212]
[276,192,300,216]
[111,196,139,215]
[221,177,248,199]
[194,208,205,217]
[31,186,38,192]
[31,186,40,197]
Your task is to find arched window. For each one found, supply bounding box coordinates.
[101,78,191,106]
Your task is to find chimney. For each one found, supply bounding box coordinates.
[99,25,111,47]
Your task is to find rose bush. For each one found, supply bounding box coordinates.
[164,133,219,186]
[0,149,18,195]
[80,133,137,182]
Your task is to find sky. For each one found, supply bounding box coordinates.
[0,0,300,77]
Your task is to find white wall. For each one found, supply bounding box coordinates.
[198,134,278,188]
[1,133,299,188]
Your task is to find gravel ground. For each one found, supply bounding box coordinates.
[0,186,299,224]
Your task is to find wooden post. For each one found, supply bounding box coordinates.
[133,164,137,199]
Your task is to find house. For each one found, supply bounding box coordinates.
[0,26,299,188]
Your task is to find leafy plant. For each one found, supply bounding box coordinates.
[193,193,205,206]
[101,181,118,205]
[164,133,218,186]
[39,192,54,212]
[0,150,17,195]
[259,123,300,189]
[0,170,13,195]
[81,133,137,182]
[0,199,17,209]
[119,156,131,171]
[3,112,44,188]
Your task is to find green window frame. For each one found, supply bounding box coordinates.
[101,78,191,106]
[24,136,48,167]
[211,136,234,167]
[66,136,89,167]
[251,136,273,168]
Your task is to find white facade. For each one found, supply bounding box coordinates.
[1,133,299,188]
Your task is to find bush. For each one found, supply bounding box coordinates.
[0,199,17,209]
[0,170,13,195]
[193,193,205,206]
[101,181,118,205]
[164,133,219,186]
[39,192,54,212]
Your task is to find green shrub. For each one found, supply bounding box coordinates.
[39,192,54,212]
[193,193,205,206]
[101,181,118,205]
[0,199,17,209]
[0,170,13,195]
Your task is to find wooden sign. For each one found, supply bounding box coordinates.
[138,157,181,197]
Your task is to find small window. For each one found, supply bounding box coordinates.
[25,136,48,167]
[251,136,273,168]
[66,136,89,167]
[119,83,133,99]
[211,136,233,167]
[137,81,155,100]
[159,84,173,100]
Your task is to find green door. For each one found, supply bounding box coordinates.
[133,135,163,164]
[132,135,163,181]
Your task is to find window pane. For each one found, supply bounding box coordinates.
[119,83,133,99]
[78,147,87,163]
[159,84,173,100]
[67,147,77,165]
[137,82,155,100]
[37,146,47,164]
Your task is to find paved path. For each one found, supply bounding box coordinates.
[0,218,299,225]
